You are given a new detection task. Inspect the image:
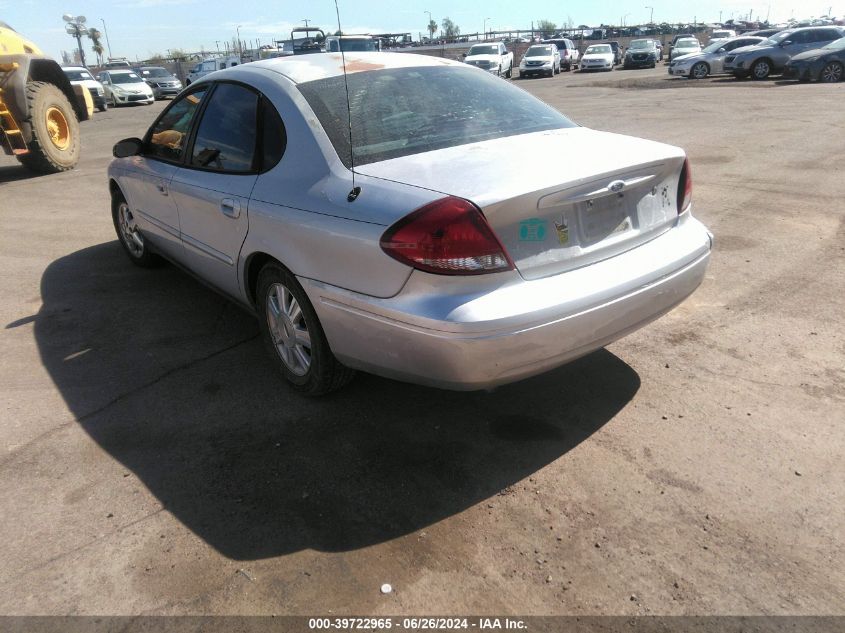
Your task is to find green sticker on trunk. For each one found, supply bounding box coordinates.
[519,218,547,241]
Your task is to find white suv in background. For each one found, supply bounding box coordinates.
[62,66,108,112]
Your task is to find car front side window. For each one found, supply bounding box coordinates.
[146,88,208,162]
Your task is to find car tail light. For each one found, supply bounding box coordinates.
[677,157,692,213]
[380,196,514,275]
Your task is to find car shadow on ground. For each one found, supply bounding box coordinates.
[30,242,640,560]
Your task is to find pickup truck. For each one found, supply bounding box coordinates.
[463,42,514,78]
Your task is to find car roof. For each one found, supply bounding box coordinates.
[246,52,463,84]
[62,66,88,71]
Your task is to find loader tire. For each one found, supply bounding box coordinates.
[17,81,81,173]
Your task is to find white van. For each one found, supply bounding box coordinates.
[185,56,241,85]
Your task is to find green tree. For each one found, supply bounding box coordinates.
[441,17,460,41]
[536,19,557,37]
[427,19,437,40]
[87,28,104,66]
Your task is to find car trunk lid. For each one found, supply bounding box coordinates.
[356,127,687,280]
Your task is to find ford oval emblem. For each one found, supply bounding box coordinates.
[609,180,626,193]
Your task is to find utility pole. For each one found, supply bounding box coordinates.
[215,40,220,53]
[100,18,113,58]
[645,6,654,25]
[303,18,311,28]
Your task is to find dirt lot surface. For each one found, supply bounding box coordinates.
[1,65,843,616]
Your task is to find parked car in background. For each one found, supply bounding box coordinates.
[107,52,711,395]
[668,35,764,78]
[580,44,615,71]
[709,29,737,42]
[135,66,183,100]
[783,36,845,82]
[607,40,623,64]
[544,38,580,70]
[464,42,514,77]
[518,44,560,77]
[185,56,242,85]
[325,35,381,52]
[97,69,154,106]
[725,26,845,79]
[670,37,702,61]
[103,58,131,69]
[624,39,659,68]
[743,28,783,38]
[62,65,107,111]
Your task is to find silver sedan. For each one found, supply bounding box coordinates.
[108,53,712,394]
[669,35,765,78]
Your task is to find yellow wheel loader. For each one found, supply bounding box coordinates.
[1,21,92,173]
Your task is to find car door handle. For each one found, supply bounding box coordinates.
[220,198,241,219]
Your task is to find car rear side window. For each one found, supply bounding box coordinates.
[147,88,208,162]
[260,98,286,171]
[298,66,576,168]
[190,83,259,172]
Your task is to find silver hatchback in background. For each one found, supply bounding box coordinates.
[107,53,711,395]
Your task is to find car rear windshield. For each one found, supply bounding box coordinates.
[526,46,553,56]
[111,72,144,84]
[822,36,845,50]
[468,45,499,55]
[677,39,699,46]
[298,66,576,168]
[586,45,611,54]
[64,70,94,81]
[629,40,653,49]
[141,68,172,77]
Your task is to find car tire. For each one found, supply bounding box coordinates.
[820,61,843,83]
[98,100,108,112]
[506,65,512,78]
[111,191,162,268]
[691,61,710,79]
[111,93,118,107]
[751,58,772,80]
[256,262,355,396]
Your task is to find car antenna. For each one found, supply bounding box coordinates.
[334,0,361,202]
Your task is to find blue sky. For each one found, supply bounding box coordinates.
[2,0,840,61]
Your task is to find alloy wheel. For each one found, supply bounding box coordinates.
[117,202,144,257]
[820,62,843,83]
[692,62,709,79]
[752,60,770,79]
[266,283,312,377]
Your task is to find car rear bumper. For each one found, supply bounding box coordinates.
[302,216,712,390]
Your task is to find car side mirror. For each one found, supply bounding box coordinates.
[717,47,726,53]
[780,40,792,47]
[113,137,144,158]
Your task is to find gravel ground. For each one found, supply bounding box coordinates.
[0,64,843,616]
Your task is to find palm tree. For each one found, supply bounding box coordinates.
[88,28,104,66]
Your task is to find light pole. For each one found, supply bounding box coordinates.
[645,5,654,25]
[622,13,631,26]
[99,18,112,59]
[424,10,433,41]
[62,14,88,66]
[236,24,242,59]
[483,17,490,39]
